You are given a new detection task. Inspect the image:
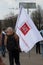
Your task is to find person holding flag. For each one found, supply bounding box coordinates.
[4,27,21,65]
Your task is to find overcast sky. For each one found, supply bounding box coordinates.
[0,0,43,19]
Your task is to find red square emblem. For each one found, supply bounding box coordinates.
[20,23,30,35]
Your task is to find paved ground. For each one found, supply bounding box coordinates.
[2,46,43,65]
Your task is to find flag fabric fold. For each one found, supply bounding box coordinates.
[16,8,43,53]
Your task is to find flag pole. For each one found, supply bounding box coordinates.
[15,6,23,31]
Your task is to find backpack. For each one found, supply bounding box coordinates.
[6,34,19,51]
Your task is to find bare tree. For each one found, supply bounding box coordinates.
[3,14,17,29]
[31,5,43,30]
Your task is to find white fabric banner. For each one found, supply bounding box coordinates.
[16,8,43,53]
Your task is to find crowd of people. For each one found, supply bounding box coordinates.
[0,26,43,65]
[0,27,21,65]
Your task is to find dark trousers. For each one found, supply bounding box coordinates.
[9,50,20,65]
[36,42,40,54]
[2,45,6,57]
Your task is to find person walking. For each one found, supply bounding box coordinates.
[0,28,3,65]
[36,42,40,54]
[4,27,20,65]
[0,28,2,55]
[2,28,6,57]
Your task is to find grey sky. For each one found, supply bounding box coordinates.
[0,0,43,19]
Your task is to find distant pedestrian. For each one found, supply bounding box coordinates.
[36,42,40,54]
[40,29,43,56]
[4,27,20,65]
[0,28,6,65]
[2,28,6,57]
[0,28,2,56]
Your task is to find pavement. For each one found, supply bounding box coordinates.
[2,46,43,65]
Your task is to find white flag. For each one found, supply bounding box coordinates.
[16,8,43,53]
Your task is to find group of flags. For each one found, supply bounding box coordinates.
[15,8,43,53]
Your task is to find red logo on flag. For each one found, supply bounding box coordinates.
[20,23,30,35]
